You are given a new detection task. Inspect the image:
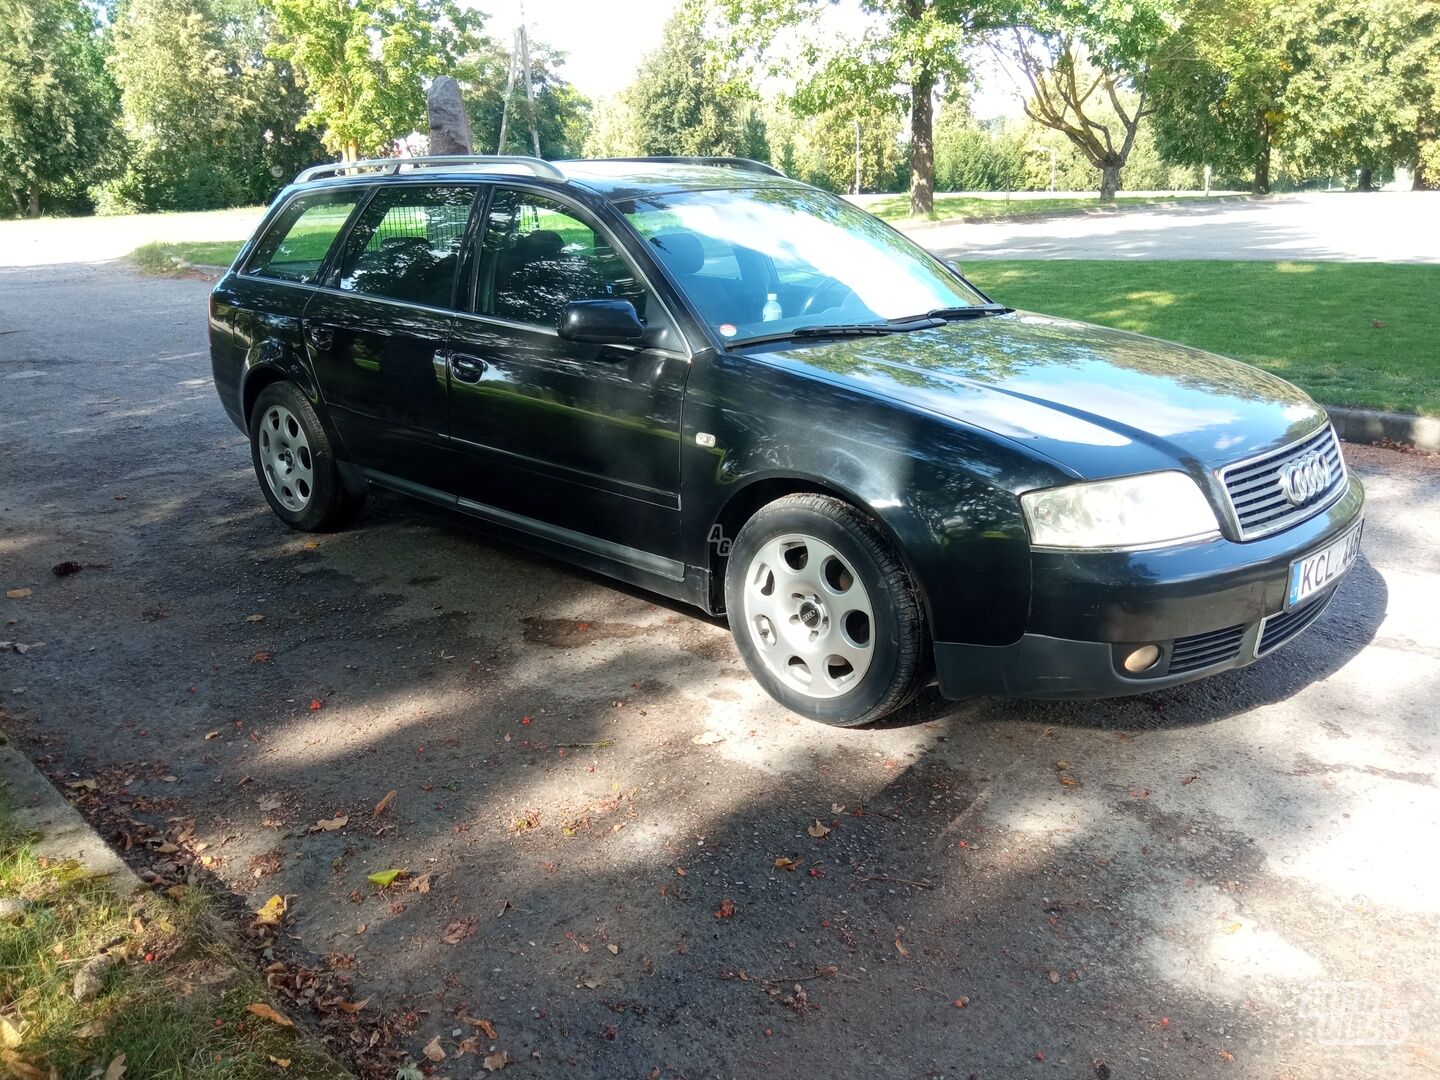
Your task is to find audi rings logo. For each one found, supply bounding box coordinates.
[1279,451,1330,505]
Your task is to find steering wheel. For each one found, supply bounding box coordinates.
[797,277,856,317]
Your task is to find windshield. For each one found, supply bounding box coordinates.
[617,186,990,344]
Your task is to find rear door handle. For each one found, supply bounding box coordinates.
[450,353,487,383]
[305,324,334,351]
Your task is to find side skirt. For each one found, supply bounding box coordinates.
[360,468,710,610]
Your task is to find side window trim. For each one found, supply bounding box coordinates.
[470,182,691,354]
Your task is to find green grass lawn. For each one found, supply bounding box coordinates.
[865,192,1233,224]
[131,239,245,274]
[964,260,1440,416]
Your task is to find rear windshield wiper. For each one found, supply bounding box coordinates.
[732,316,944,346]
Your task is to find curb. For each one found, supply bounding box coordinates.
[1328,406,1440,451]
[0,737,143,897]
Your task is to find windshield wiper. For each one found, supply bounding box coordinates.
[733,316,944,347]
[922,304,1010,320]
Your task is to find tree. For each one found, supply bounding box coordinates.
[0,0,117,217]
[989,0,1181,200]
[1278,0,1440,189]
[627,0,766,159]
[108,0,322,210]
[581,95,642,158]
[266,0,487,160]
[1149,0,1288,193]
[462,37,590,159]
[722,0,981,216]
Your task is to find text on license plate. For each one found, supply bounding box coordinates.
[1287,520,1363,608]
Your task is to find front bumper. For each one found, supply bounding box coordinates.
[933,474,1364,699]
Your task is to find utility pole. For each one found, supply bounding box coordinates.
[496,2,542,157]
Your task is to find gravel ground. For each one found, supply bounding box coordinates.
[2,261,1438,1078]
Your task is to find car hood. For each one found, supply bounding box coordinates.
[744,311,1329,479]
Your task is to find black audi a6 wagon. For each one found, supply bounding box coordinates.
[209,154,1365,725]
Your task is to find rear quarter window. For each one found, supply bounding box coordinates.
[246,191,360,284]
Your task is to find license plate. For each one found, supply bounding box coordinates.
[1287,519,1363,609]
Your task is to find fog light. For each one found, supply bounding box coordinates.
[1123,645,1162,673]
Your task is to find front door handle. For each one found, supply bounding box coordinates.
[450,353,487,384]
[306,324,334,351]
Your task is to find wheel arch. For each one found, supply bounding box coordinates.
[240,361,365,497]
[704,474,936,636]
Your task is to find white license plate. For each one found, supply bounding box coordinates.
[1287,519,1363,608]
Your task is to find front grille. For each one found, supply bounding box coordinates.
[1218,425,1345,540]
[1168,623,1246,674]
[1257,588,1336,656]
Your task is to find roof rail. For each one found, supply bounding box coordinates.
[580,156,786,178]
[294,155,565,184]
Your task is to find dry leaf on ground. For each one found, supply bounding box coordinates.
[374,789,397,816]
[313,815,348,832]
[6,589,32,599]
[483,1050,510,1071]
[246,1002,293,1027]
[253,895,286,925]
[806,820,831,838]
[423,1036,446,1062]
[104,1052,127,1080]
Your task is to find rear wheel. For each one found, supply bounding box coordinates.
[248,382,362,531]
[724,493,927,726]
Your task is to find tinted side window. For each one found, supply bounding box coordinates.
[477,189,647,327]
[246,192,358,284]
[337,184,476,308]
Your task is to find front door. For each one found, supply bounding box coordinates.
[445,186,691,572]
[302,182,478,490]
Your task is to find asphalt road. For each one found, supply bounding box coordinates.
[3,261,1439,1078]
[924,192,1440,264]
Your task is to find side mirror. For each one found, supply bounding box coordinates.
[558,299,646,344]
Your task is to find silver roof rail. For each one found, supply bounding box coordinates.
[577,156,786,178]
[294,155,565,184]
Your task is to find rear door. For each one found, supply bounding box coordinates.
[445,184,692,572]
[301,182,480,491]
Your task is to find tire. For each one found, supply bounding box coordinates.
[248,381,363,532]
[724,493,927,726]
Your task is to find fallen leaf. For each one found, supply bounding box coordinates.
[1059,775,1079,787]
[313,815,348,832]
[367,868,405,888]
[204,730,221,740]
[0,1052,45,1080]
[714,898,737,919]
[442,917,476,944]
[773,857,801,871]
[245,613,264,622]
[6,589,32,599]
[254,895,286,925]
[830,803,845,814]
[267,1057,291,1069]
[461,1016,499,1040]
[1222,921,1243,935]
[423,1036,445,1062]
[409,872,432,894]
[1047,969,1060,983]
[333,997,370,1013]
[104,1052,126,1080]
[251,651,273,663]
[245,1003,293,1027]
[806,819,831,838]
[482,1050,510,1072]
[308,698,324,711]
[66,779,98,791]
[374,789,397,817]
[894,937,909,958]
[0,1018,23,1049]
[1218,1049,1235,1062]
[607,944,619,955]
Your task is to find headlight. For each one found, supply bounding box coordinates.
[1021,471,1220,550]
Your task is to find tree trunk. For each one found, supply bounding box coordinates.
[27,185,41,219]
[1356,166,1374,191]
[342,141,359,163]
[1414,134,1436,189]
[1099,164,1121,202]
[1252,123,1271,194]
[909,69,935,217]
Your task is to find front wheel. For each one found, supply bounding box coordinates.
[724,494,927,726]
[248,381,362,531]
